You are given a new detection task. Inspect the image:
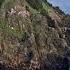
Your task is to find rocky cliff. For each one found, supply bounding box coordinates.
[0,0,70,70]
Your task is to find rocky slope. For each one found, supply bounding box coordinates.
[0,0,70,70]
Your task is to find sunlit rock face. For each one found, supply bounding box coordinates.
[0,0,70,70]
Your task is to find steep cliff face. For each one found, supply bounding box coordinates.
[0,0,70,70]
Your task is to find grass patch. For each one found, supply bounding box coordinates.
[0,20,23,39]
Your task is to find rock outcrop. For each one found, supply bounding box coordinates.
[0,0,70,70]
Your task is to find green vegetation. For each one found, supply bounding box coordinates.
[0,0,5,7]
[0,20,23,39]
[26,0,42,10]
[26,0,51,15]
